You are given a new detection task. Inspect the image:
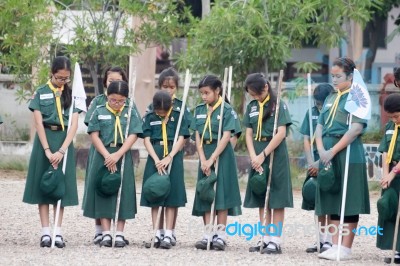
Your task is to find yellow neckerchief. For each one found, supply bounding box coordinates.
[386,123,400,164]
[325,88,350,128]
[47,80,65,131]
[200,96,223,147]
[160,106,174,157]
[106,103,125,146]
[255,94,270,141]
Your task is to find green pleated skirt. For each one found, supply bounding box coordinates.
[23,129,78,206]
[192,142,242,216]
[82,146,137,220]
[243,140,293,209]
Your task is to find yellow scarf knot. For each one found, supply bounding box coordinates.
[160,106,173,157]
[255,94,270,141]
[200,97,223,147]
[47,80,65,131]
[325,89,350,128]
[106,103,125,146]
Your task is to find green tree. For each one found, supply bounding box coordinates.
[177,0,381,111]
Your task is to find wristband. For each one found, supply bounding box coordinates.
[58,148,65,155]
[44,147,50,151]
[263,150,267,158]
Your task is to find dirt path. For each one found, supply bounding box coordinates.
[0,170,387,265]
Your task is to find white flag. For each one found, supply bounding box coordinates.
[72,62,87,112]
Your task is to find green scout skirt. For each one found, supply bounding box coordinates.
[243,140,293,209]
[315,136,370,216]
[81,144,95,210]
[140,144,187,207]
[192,142,242,217]
[376,176,400,250]
[82,146,136,220]
[23,129,78,206]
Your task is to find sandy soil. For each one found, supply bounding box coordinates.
[0,170,389,265]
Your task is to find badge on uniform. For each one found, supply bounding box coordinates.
[177,107,180,110]
[171,117,174,122]
[251,106,257,112]
[124,113,128,117]
[217,115,221,120]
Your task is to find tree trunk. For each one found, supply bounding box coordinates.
[89,61,100,96]
[364,14,383,83]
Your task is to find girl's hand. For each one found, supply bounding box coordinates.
[319,149,334,166]
[381,171,396,189]
[50,151,64,168]
[104,152,120,168]
[154,159,167,175]
[307,161,319,176]
[44,149,52,160]
[107,164,117,174]
[251,153,265,170]
[156,155,172,170]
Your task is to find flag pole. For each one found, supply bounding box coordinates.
[150,70,191,248]
[51,62,86,248]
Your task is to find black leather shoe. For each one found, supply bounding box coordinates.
[144,236,161,248]
[55,235,66,248]
[40,235,51,248]
[114,235,128,248]
[100,234,112,247]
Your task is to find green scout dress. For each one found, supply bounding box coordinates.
[139,107,190,207]
[83,104,142,220]
[81,95,140,210]
[315,92,370,216]
[243,100,293,209]
[192,102,242,216]
[377,121,400,250]
[23,84,81,206]
[299,106,320,210]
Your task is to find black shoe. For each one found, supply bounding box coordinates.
[40,235,51,248]
[305,242,323,253]
[114,235,128,248]
[100,234,112,247]
[212,238,226,251]
[93,233,102,245]
[384,257,400,264]
[170,235,176,246]
[160,236,172,249]
[320,242,332,253]
[195,238,212,250]
[55,235,66,248]
[144,236,161,248]
[261,241,282,254]
[249,241,267,252]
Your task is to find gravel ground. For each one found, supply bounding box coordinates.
[0,170,389,265]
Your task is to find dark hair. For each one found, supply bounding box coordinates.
[158,67,179,88]
[51,56,72,109]
[314,83,334,102]
[153,90,172,112]
[332,57,356,77]
[244,73,276,120]
[384,93,400,113]
[107,81,129,98]
[198,74,230,103]
[102,66,128,89]
[394,67,400,88]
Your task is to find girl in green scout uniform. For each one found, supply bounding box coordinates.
[377,93,400,264]
[141,90,190,249]
[243,73,293,254]
[83,66,130,245]
[23,56,81,248]
[145,67,193,246]
[192,74,242,251]
[83,80,142,248]
[315,57,370,261]
[300,83,334,253]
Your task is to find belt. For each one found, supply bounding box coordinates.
[106,143,123,148]
[324,134,344,138]
[256,136,273,142]
[43,123,68,131]
[203,139,217,145]
[151,140,174,146]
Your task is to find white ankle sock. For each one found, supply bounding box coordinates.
[54,227,62,236]
[324,233,332,244]
[172,229,176,237]
[340,245,351,255]
[164,230,172,242]
[155,230,161,241]
[42,227,50,236]
[319,233,325,243]
[102,231,111,240]
[160,229,165,236]
[95,225,102,235]
[263,235,270,244]
[271,236,281,245]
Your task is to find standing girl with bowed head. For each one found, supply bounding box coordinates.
[192,74,242,251]
[300,83,334,253]
[243,73,293,254]
[315,57,370,261]
[140,90,190,249]
[145,67,193,245]
[23,56,81,248]
[83,80,142,248]
[82,66,135,245]
[377,93,400,264]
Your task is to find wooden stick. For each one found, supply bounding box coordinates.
[259,70,283,253]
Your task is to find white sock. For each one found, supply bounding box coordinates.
[340,245,351,255]
[270,236,281,246]
[42,227,51,240]
[218,232,226,241]
[102,231,111,240]
[155,230,161,241]
[172,229,176,237]
[319,233,324,243]
[262,235,270,244]
[395,251,400,258]
[164,230,172,242]
[116,231,124,238]
[54,227,62,236]
[324,233,332,244]
[160,229,165,236]
[95,225,102,235]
